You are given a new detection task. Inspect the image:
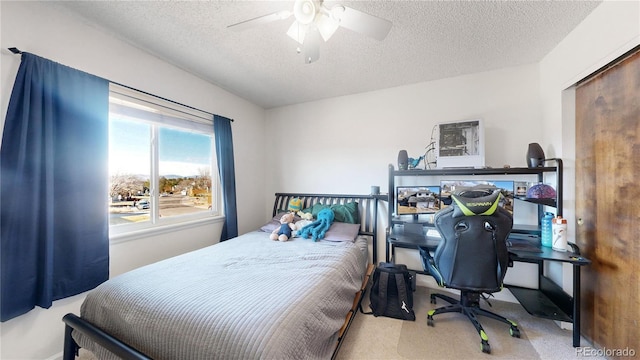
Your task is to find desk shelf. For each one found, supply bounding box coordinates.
[507,285,572,323]
[388,233,441,250]
[514,196,557,207]
[391,166,559,176]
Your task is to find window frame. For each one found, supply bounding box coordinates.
[108,84,221,240]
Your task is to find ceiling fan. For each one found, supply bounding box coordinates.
[227,0,392,64]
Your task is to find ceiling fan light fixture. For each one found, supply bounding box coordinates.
[293,0,319,25]
[286,21,308,44]
[329,5,346,21]
[316,13,340,42]
[227,0,393,64]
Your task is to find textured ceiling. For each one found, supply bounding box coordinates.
[49,1,602,109]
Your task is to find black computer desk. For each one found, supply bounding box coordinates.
[387,233,591,347]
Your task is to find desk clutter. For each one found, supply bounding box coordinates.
[385,161,592,348]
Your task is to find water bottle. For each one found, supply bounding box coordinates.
[552,216,568,251]
[541,212,554,248]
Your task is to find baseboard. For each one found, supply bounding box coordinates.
[45,351,63,360]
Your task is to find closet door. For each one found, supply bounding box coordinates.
[575,48,639,355]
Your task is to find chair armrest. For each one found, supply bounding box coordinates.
[419,246,444,287]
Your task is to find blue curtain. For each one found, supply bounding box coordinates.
[1,53,110,321]
[213,115,238,241]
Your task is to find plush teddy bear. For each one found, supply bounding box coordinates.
[270,212,297,242]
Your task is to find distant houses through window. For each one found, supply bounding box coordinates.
[108,84,218,235]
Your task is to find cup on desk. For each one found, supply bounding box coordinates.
[552,216,568,251]
[370,186,380,195]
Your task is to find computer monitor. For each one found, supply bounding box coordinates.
[396,186,441,215]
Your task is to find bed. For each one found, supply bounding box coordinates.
[62,193,381,360]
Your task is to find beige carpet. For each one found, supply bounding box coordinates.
[336,286,604,360]
[397,287,536,359]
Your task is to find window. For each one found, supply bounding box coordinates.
[108,85,218,234]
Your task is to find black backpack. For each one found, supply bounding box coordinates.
[365,262,416,321]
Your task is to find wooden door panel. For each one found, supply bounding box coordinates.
[575,49,640,356]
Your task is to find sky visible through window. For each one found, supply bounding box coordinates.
[159,127,212,177]
[109,116,211,177]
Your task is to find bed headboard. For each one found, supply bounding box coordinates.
[273,193,382,264]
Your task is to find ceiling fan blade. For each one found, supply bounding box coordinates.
[337,6,392,41]
[302,27,321,64]
[227,10,292,31]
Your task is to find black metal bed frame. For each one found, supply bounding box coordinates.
[63,192,382,360]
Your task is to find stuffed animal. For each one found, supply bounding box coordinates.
[298,208,335,241]
[408,155,425,169]
[297,211,313,220]
[270,212,297,242]
[293,219,313,237]
[288,198,303,212]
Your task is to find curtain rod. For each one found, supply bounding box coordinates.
[7,47,233,122]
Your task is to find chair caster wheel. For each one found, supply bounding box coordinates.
[481,340,491,354]
[510,326,521,338]
[427,316,434,327]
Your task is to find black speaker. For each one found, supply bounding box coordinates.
[398,150,408,170]
[526,143,545,168]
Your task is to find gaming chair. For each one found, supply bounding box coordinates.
[419,190,521,354]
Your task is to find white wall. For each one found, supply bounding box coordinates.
[265,63,544,199]
[0,2,266,359]
[265,63,543,284]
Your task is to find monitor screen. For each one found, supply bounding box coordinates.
[396,186,441,215]
[439,180,514,213]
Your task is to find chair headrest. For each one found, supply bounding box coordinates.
[451,190,502,218]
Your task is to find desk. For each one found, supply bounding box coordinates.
[387,232,591,347]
